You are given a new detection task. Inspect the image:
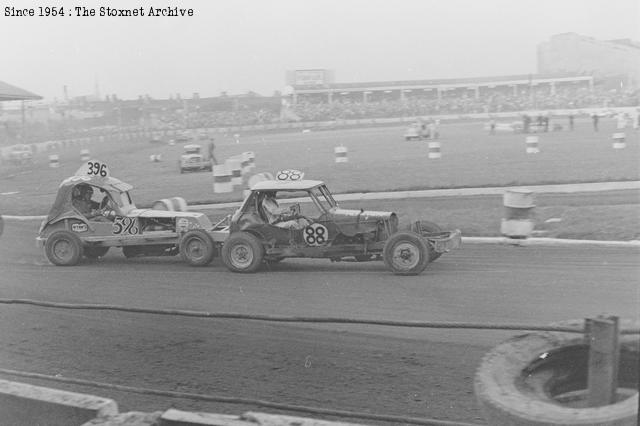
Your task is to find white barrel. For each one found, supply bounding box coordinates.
[225,157,243,186]
[428,141,441,159]
[48,154,60,168]
[240,152,251,174]
[334,146,348,163]
[242,151,256,171]
[149,154,162,162]
[213,164,233,193]
[525,136,539,154]
[234,133,240,144]
[152,197,188,211]
[80,149,90,161]
[612,132,626,149]
[501,189,535,238]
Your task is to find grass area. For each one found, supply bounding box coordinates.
[197,191,639,241]
[1,118,638,239]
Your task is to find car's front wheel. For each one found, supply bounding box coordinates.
[45,231,84,266]
[222,232,264,273]
[382,231,429,275]
[180,230,215,266]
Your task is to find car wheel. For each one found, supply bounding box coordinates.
[222,232,264,273]
[44,230,84,266]
[382,231,429,275]
[475,332,639,425]
[412,220,443,262]
[84,246,109,259]
[180,229,215,266]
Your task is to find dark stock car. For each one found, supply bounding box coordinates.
[221,171,461,275]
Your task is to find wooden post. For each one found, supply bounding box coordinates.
[585,315,619,407]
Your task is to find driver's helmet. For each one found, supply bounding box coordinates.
[73,183,93,200]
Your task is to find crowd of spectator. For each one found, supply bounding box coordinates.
[2,84,638,145]
[290,86,639,121]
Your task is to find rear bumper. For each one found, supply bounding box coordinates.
[35,236,45,249]
[430,229,462,253]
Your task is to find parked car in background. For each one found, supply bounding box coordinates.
[179,144,212,173]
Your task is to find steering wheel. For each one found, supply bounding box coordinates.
[99,196,110,210]
[289,203,301,216]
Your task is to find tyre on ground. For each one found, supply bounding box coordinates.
[180,229,216,266]
[221,232,264,273]
[382,230,430,275]
[44,230,84,266]
[475,331,639,425]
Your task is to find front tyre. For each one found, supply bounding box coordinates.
[222,232,264,273]
[382,231,429,275]
[180,229,215,266]
[45,230,84,266]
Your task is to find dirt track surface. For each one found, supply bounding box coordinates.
[1,220,639,424]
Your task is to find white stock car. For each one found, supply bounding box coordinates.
[36,161,227,266]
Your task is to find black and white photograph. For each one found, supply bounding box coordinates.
[0,0,639,425]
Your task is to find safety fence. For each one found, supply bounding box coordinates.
[1,298,638,426]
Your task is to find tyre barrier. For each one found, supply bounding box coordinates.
[48,154,60,168]
[334,145,348,163]
[525,136,540,154]
[151,197,188,211]
[500,189,535,239]
[474,331,639,426]
[612,133,626,149]
[243,172,275,198]
[226,157,243,186]
[428,141,441,159]
[213,164,233,193]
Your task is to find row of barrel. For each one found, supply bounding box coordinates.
[48,149,92,167]
[525,132,629,154]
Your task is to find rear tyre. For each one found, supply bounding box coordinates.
[382,231,429,276]
[222,232,264,273]
[414,220,443,262]
[45,231,83,266]
[84,246,109,259]
[180,229,215,266]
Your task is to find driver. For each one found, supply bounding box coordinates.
[72,184,112,222]
[261,191,309,230]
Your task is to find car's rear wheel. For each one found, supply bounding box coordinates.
[45,231,84,266]
[180,230,215,266]
[382,231,429,275]
[222,232,264,273]
[84,246,109,259]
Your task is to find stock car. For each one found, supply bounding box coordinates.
[221,170,462,275]
[179,144,212,173]
[36,160,227,266]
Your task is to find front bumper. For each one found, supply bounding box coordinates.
[431,229,462,253]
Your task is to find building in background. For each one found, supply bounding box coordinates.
[537,33,640,90]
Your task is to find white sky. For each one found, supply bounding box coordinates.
[2,0,639,101]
